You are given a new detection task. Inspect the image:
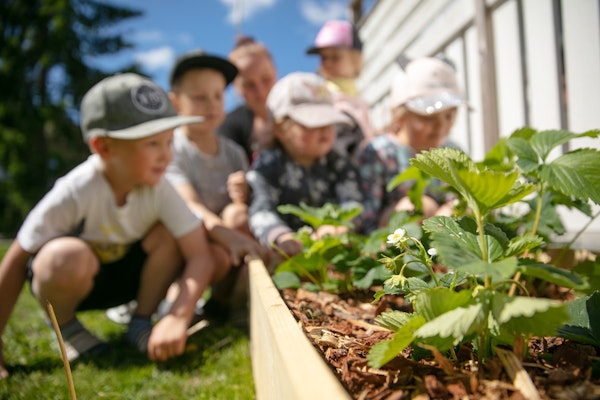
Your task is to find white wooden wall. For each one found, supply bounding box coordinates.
[357,0,600,248]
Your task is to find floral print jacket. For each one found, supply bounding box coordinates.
[247,146,363,245]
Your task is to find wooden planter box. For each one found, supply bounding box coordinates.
[249,259,351,400]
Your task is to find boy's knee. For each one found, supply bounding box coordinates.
[32,237,98,288]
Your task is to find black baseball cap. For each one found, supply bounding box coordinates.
[169,49,238,87]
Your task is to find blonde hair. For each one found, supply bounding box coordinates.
[384,105,407,133]
[229,35,273,65]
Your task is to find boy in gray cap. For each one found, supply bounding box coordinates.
[0,73,228,378]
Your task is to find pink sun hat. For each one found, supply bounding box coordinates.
[306,20,362,55]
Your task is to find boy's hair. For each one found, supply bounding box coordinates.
[80,73,203,142]
[169,49,238,89]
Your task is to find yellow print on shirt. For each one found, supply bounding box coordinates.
[88,241,130,263]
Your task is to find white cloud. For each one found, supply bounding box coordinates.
[175,33,195,47]
[300,0,349,26]
[219,0,277,25]
[134,46,175,71]
[131,30,166,44]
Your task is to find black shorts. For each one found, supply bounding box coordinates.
[28,241,147,311]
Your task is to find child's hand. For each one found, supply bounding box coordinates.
[147,315,188,362]
[274,232,302,257]
[312,225,348,239]
[227,171,248,204]
[434,201,454,217]
[0,339,8,379]
[227,232,269,266]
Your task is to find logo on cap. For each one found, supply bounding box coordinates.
[131,83,168,115]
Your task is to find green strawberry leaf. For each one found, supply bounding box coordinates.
[490,292,569,344]
[413,287,475,321]
[271,271,301,289]
[373,310,413,331]
[530,129,599,162]
[540,148,600,204]
[517,259,587,289]
[367,315,426,368]
[413,302,486,351]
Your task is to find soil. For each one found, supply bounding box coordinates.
[281,286,600,400]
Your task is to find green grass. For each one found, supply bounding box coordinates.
[0,242,255,399]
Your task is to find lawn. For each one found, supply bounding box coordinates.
[0,241,256,399]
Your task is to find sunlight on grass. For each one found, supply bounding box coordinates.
[0,241,255,399]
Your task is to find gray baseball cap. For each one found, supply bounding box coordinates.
[80,73,203,141]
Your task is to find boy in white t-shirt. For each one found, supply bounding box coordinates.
[0,73,229,378]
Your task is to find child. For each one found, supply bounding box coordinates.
[307,19,375,157]
[357,57,468,233]
[0,73,228,378]
[167,50,267,324]
[217,36,278,163]
[247,72,363,258]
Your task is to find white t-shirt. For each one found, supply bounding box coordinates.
[17,154,201,262]
[166,128,248,215]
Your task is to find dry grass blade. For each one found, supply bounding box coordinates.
[46,300,77,400]
[495,346,540,400]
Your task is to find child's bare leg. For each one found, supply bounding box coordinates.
[134,223,183,317]
[30,237,98,325]
[161,241,230,312]
[203,242,237,320]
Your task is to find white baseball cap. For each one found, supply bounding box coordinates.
[389,57,467,115]
[267,72,352,128]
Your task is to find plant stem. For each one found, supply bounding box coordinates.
[555,209,600,265]
[530,191,544,239]
[492,280,530,296]
[509,191,544,296]
[474,211,491,287]
[272,245,321,288]
[413,240,440,286]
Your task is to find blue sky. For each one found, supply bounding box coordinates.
[95,0,374,111]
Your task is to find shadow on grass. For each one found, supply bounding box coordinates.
[5,357,62,376]
[6,321,247,379]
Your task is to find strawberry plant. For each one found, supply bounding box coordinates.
[272,202,399,293]
[557,290,600,349]
[368,128,599,368]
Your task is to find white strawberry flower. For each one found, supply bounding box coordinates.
[387,228,407,246]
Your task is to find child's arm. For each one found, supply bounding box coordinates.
[0,240,32,379]
[173,182,223,230]
[173,181,266,266]
[246,170,296,250]
[146,224,218,362]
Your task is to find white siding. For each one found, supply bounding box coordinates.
[357,0,600,248]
